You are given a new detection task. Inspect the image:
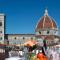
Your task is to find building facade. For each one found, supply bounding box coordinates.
[0,14,5,44]
[35,9,60,46]
[0,9,60,47]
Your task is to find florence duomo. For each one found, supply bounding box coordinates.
[2,9,60,46]
[0,0,60,60]
[0,5,60,58]
[0,9,60,60]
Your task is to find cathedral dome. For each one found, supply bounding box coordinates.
[36,9,57,31]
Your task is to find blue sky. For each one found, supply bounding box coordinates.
[0,0,60,34]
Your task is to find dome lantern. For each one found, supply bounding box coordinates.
[44,9,48,16]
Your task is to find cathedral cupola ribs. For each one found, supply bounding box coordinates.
[36,9,57,31]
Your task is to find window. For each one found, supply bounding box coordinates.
[39,31,41,34]
[0,31,2,33]
[47,30,49,34]
[31,37,33,40]
[0,37,2,40]
[0,22,2,26]
[23,37,25,40]
[14,37,16,40]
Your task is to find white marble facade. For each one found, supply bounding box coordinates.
[8,34,35,45]
[0,14,5,44]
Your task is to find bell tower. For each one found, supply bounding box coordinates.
[0,13,5,44]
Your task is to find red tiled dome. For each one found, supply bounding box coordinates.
[36,9,57,31]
